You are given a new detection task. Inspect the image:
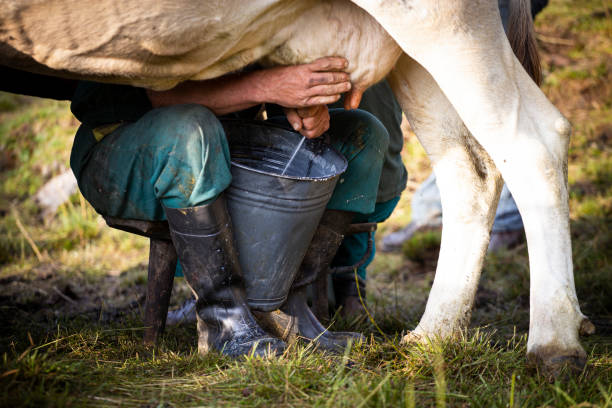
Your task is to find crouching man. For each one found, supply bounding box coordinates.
[69,57,389,357]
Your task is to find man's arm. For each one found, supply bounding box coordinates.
[147,57,351,139]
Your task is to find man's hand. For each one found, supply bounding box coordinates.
[256,57,351,108]
[285,105,330,139]
[147,56,352,119]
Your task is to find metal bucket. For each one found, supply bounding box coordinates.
[222,120,347,312]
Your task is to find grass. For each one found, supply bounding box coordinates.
[1,0,611,406]
[402,231,442,264]
[1,325,610,407]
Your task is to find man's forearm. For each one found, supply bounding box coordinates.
[147,71,269,115]
[147,57,351,114]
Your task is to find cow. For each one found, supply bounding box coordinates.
[0,0,594,374]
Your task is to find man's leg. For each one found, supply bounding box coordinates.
[331,196,400,318]
[71,104,284,357]
[72,104,232,219]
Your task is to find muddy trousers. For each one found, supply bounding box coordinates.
[70,104,388,222]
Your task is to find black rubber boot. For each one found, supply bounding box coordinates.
[254,210,364,352]
[165,196,285,358]
[333,275,367,321]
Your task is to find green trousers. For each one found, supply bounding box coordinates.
[331,196,400,281]
[71,104,389,221]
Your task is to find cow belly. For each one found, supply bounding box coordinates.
[1,0,399,91]
[1,0,317,89]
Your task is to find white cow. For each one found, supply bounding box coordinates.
[0,0,593,373]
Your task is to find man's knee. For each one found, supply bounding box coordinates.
[142,104,232,206]
[151,104,226,153]
[325,109,390,215]
[331,109,390,161]
[354,109,390,157]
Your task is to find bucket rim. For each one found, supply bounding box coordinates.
[222,119,348,181]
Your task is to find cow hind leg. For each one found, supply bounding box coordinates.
[356,0,590,374]
[389,55,503,342]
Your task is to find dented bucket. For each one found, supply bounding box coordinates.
[222,120,347,312]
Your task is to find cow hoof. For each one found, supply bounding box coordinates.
[527,348,587,380]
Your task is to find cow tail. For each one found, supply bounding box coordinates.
[508,0,542,85]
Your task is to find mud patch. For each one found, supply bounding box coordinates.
[0,261,192,353]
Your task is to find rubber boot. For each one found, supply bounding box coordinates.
[254,210,364,351]
[166,298,196,326]
[165,195,285,358]
[333,275,367,321]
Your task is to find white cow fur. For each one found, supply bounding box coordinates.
[0,0,591,370]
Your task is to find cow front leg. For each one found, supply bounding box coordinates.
[355,0,590,372]
[389,55,503,341]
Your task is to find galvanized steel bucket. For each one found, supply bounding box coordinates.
[222,120,347,312]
